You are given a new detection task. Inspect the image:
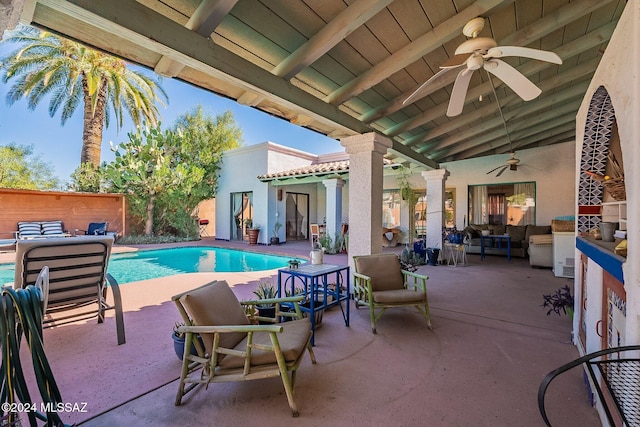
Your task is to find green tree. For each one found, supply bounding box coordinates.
[68,162,105,192]
[0,25,167,168]
[103,107,241,237]
[0,143,60,189]
[104,124,185,236]
[155,106,242,234]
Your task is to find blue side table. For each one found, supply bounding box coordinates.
[277,263,350,346]
[480,234,511,261]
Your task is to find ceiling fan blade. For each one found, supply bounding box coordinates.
[446,68,474,117]
[484,59,541,101]
[485,46,562,65]
[486,164,506,174]
[495,165,509,177]
[403,67,455,105]
[440,53,471,69]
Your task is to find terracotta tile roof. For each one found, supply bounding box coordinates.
[258,160,350,181]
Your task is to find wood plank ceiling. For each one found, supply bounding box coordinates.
[24,0,625,168]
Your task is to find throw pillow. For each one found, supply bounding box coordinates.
[18,222,42,236]
[493,225,506,235]
[506,225,526,242]
[41,221,64,235]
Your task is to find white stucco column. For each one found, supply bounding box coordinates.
[341,132,392,266]
[422,169,450,250]
[322,178,345,240]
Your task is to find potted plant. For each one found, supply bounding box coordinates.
[288,259,300,269]
[171,321,204,361]
[245,219,260,245]
[542,285,575,317]
[271,221,282,245]
[253,279,277,322]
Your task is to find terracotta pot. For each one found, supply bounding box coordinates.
[247,228,260,245]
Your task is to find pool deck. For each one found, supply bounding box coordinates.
[4,237,600,426]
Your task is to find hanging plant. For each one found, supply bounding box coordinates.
[397,165,418,206]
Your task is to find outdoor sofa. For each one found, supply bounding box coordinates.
[463,224,552,258]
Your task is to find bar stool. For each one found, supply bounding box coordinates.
[198,219,209,237]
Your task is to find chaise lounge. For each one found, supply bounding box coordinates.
[13,235,126,345]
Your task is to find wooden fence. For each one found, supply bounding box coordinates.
[0,188,128,238]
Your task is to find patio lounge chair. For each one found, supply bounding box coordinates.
[14,235,126,345]
[353,253,432,333]
[172,280,316,417]
[76,221,109,235]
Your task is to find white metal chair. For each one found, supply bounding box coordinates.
[309,224,321,247]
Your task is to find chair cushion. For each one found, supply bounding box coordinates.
[373,289,426,304]
[41,221,64,235]
[87,222,107,235]
[219,318,311,369]
[490,225,506,235]
[354,254,404,292]
[18,221,42,236]
[180,281,250,354]
[530,234,553,245]
[525,225,552,241]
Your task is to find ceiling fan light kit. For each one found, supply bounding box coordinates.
[404,17,563,116]
[402,16,563,177]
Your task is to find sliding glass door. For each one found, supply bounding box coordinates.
[285,193,309,240]
[231,192,253,241]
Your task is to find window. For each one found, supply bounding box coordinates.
[445,189,456,228]
[468,182,536,225]
[382,190,401,228]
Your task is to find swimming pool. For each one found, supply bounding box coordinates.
[0,247,302,285]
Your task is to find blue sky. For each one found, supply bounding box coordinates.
[0,42,343,184]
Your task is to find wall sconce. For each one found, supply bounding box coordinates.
[277,189,283,201]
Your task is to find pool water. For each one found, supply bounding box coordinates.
[0,247,302,285]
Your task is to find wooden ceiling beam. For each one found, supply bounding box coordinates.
[154,0,238,77]
[40,0,367,132]
[422,88,585,155]
[325,0,513,105]
[455,125,576,161]
[338,0,610,110]
[438,110,578,160]
[386,22,614,138]
[412,66,594,153]
[363,13,617,127]
[272,0,393,80]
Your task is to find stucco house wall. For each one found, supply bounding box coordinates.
[217,141,574,247]
[442,142,576,227]
[217,142,324,244]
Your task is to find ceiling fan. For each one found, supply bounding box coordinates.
[403,17,563,116]
[487,151,521,177]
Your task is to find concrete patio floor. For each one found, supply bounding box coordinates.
[5,238,600,426]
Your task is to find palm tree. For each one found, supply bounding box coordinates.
[0,25,167,167]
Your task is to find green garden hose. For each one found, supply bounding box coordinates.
[1,285,69,427]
